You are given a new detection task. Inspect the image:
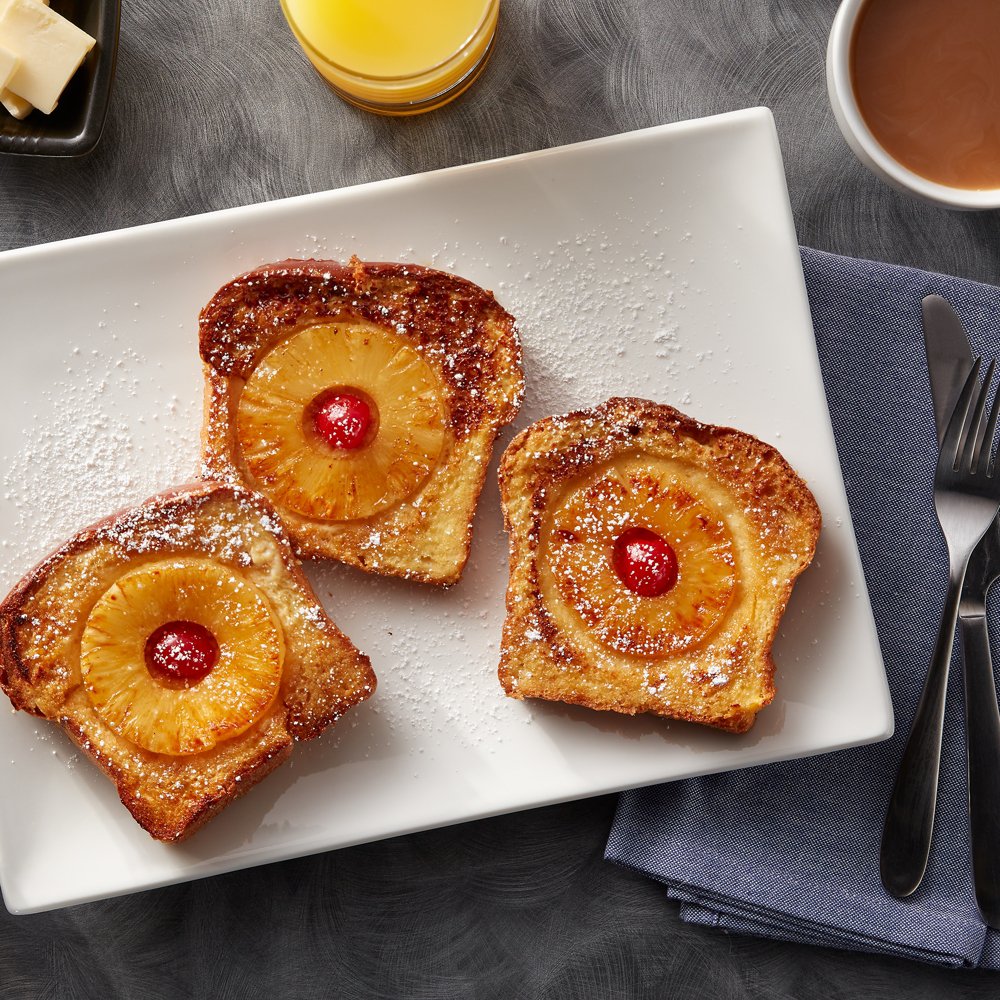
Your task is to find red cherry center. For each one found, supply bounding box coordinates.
[612,526,679,597]
[313,392,373,450]
[145,620,220,684]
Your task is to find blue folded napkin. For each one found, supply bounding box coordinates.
[606,246,1000,968]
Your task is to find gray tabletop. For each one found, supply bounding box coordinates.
[2,0,1000,996]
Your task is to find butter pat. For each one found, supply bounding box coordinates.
[0,0,41,117]
[0,42,17,91]
[0,0,95,115]
[0,86,30,118]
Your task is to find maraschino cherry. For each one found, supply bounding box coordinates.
[145,621,219,684]
[313,392,373,450]
[612,526,679,597]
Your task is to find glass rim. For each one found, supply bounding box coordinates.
[279,0,498,83]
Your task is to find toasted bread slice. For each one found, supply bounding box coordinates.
[498,398,820,733]
[0,482,375,842]
[200,258,524,585]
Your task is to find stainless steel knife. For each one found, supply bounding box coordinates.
[923,294,975,443]
[881,294,1000,927]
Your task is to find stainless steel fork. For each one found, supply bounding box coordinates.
[882,358,1000,898]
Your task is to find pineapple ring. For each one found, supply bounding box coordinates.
[80,557,284,756]
[544,459,737,658]
[237,321,448,521]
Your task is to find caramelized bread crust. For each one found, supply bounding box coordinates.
[498,398,821,733]
[0,481,376,842]
[200,258,525,585]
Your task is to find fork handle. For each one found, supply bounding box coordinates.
[960,612,1000,929]
[880,575,963,898]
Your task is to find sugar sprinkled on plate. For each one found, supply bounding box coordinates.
[1,333,200,590]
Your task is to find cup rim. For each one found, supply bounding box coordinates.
[827,0,1000,210]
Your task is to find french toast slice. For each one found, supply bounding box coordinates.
[200,257,524,585]
[0,481,376,842]
[498,398,821,733]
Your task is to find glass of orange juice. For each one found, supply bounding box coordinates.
[279,0,500,116]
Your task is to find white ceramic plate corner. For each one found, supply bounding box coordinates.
[0,107,892,914]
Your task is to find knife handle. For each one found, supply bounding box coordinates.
[880,578,961,898]
[960,612,1000,929]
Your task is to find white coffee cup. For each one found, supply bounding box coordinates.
[826,0,1000,211]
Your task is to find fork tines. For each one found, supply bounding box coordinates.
[943,358,1000,479]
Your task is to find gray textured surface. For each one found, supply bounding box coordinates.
[1,0,1000,995]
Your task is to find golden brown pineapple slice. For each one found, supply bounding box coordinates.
[237,320,447,521]
[544,458,737,658]
[80,557,284,756]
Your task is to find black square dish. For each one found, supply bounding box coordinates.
[0,0,119,157]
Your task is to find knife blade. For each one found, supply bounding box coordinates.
[922,295,1000,928]
[923,294,974,442]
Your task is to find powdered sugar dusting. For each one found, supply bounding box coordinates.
[1,335,201,591]
[304,556,525,756]
[483,219,733,420]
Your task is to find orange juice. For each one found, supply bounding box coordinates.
[280,0,499,115]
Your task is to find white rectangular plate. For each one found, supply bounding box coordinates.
[0,108,892,914]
